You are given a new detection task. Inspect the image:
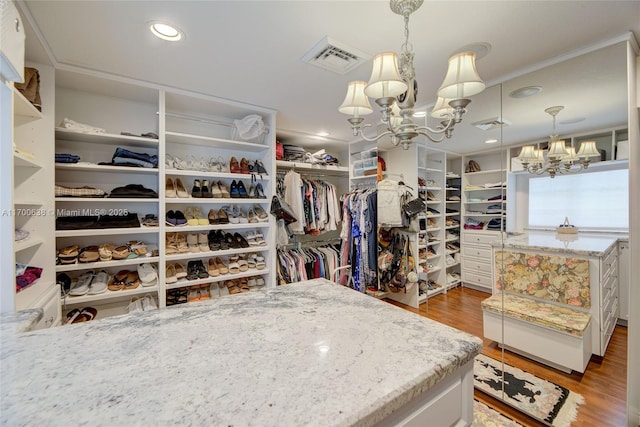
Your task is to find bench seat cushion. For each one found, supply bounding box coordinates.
[481,294,591,337]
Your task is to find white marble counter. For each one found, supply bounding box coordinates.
[0,308,42,335]
[494,230,624,256]
[0,279,482,427]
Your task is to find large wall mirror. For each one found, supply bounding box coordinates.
[487,38,628,424]
[427,37,631,424]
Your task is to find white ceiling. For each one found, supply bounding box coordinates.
[20,1,640,155]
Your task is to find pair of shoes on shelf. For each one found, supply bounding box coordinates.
[207,230,230,251]
[187,233,209,252]
[166,233,189,254]
[67,270,109,296]
[244,230,266,247]
[223,205,248,224]
[165,263,188,283]
[186,260,209,280]
[191,179,213,198]
[107,270,141,291]
[208,208,230,225]
[224,278,250,294]
[188,285,211,302]
[166,210,187,226]
[184,207,209,226]
[230,156,250,174]
[65,306,98,324]
[207,257,229,276]
[128,295,157,313]
[229,180,249,198]
[166,287,188,305]
[166,178,189,198]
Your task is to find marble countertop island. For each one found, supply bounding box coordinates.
[1,279,482,426]
[494,230,625,256]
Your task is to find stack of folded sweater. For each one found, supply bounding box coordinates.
[55,153,80,164]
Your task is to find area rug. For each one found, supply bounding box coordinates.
[473,400,523,427]
[474,354,584,427]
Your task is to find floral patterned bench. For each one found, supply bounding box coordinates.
[482,251,593,373]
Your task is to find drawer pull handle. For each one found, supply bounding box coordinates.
[15,18,20,33]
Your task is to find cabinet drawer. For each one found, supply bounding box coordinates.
[603,245,617,267]
[462,232,496,246]
[462,269,493,288]
[462,245,492,260]
[462,258,492,274]
[602,258,617,282]
[33,285,61,330]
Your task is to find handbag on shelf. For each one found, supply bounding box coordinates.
[270,195,297,224]
[403,197,426,218]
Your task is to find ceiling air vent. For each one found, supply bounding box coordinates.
[301,36,371,74]
[472,117,512,131]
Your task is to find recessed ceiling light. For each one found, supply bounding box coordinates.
[485,138,498,144]
[509,86,543,99]
[149,21,183,41]
[412,111,427,118]
[316,131,330,137]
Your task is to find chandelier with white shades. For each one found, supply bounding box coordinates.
[338,0,486,149]
[517,106,601,178]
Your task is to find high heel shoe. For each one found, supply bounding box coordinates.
[255,182,266,199]
[166,178,177,198]
[175,178,189,198]
[255,160,268,175]
[192,179,202,198]
[218,181,230,198]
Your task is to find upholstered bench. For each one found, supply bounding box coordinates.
[482,294,592,373]
[482,250,594,373]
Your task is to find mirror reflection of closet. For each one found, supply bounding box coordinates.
[494,38,630,423]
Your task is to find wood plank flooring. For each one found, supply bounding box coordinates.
[385,286,628,427]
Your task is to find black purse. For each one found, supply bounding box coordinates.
[403,197,426,217]
[270,195,298,224]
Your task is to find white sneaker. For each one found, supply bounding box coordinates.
[70,271,94,296]
[88,270,109,295]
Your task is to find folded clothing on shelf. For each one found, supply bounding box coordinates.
[55,153,81,164]
[484,204,503,214]
[464,218,485,230]
[108,147,158,168]
[109,184,158,198]
[55,184,107,198]
[486,218,503,230]
[16,264,43,292]
[56,213,140,230]
[59,118,106,133]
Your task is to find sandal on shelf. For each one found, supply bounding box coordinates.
[166,264,178,284]
[247,208,259,223]
[176,233,189,253]
[79,246,100,263]
[58,245,80,264]
[199,285,211,300]
[239,278,250,292]
[215,257,229,275]
[247,276,257,287]
[255,183,266,199]
[109,270,129,291]
[165,233,179,255]
[184,207,199,226]
[187,233,199,253]
[225,280,241,295]
[237,257,249,272]
[254,256,266,270]
[175,263,187,279]
[112,245,130,260]
[252,230,266,246]
[217,156,228,173]
[198,232,209,252]
[255,276,265,286]
[141,214,159,227]
[234,232,250,248]
[247,254,257,269]
[228,258,240,274]
[245,232,258,247]
[208,258,220,276]
[123,271,141,291]
[80,307,98,321]
[188,286,201,302]
[253,205,269,222]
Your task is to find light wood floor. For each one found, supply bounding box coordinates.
[385,286,628,427]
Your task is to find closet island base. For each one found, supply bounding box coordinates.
[1,279,482,426]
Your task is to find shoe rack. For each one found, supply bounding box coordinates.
[48,66,275,321]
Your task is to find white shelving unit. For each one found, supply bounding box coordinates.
[51,66,276,320]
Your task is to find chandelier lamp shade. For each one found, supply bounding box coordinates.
[339,0,486,149]
[517,106,600,178]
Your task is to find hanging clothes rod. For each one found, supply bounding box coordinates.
[277,237,342,249]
